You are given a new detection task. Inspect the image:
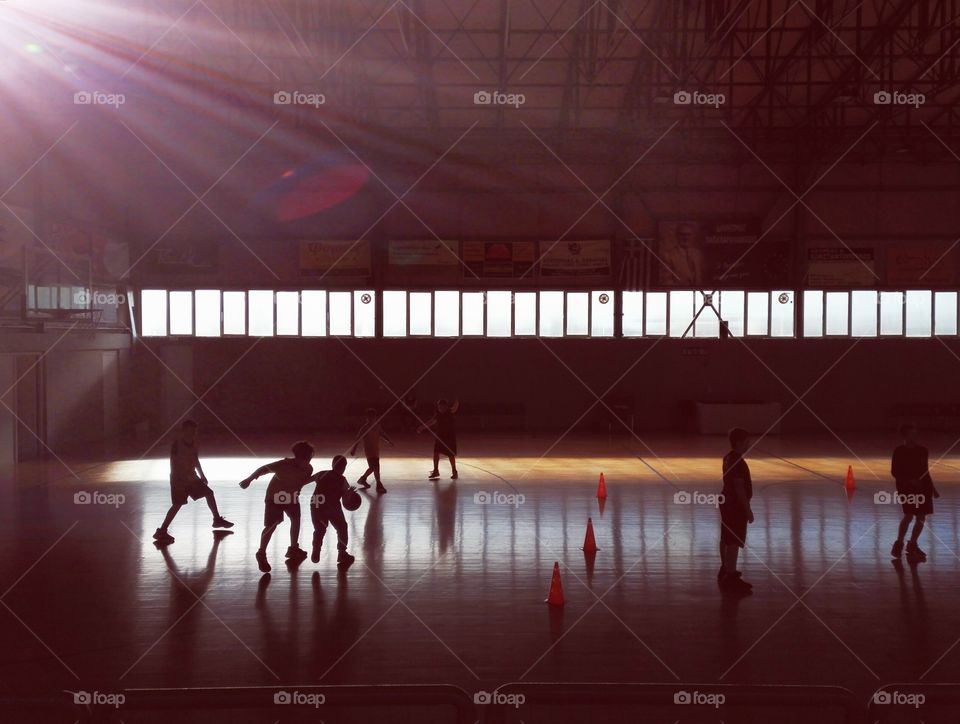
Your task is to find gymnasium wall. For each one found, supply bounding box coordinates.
[136,336,953,435]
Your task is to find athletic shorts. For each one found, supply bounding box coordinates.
[171,480,210,506]
[263,500,300,527]
[719,508,748,548]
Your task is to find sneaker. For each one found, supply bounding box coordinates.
[337,551,355,567]
[720,571,752,590]
[357,479,371,489]
[428,470,440,479]
[376,483,387,495]
[451,471,459,480]
[255,550,271,573]
[907,542,927,560]
[153,528,175,544]
[212,517,234,529]
[311,535,322,564]
[891,540,904,558]
[285,545,308,561]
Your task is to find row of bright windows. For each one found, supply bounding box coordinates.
[138,289,960,339]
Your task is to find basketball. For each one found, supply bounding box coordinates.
[342,489,362,511]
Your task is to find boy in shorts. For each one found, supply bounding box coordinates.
[240,441,314,572]
[718,427,753,592]
[350,408,393,494]
[154,420,233,544]
[305,455,355,566]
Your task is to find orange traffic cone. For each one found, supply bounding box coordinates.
[596,472,607,499]
[844,465,855,491]
[545,561,564,606]
[582,517,599,553]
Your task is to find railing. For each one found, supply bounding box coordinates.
[480,682,859,723]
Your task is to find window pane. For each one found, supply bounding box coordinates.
[719,291,744,337]
[622,292,643,336]
[223,291,246,335]
[769,291,794,337]
[879,292,903,335]
[824,292,849,335]
[850,290,877,337]
[934,291,957,335]
[276,291,299,335]
[905,290,932,337]
[383,291,407,337]
[462,292,484,335]
[248,290,274,336]
[591,291,614,337]
[195,290,221,337]
[515,292,536,336]
[435,291,460,337]
[59,286,71,309]
[803,291,823,337]
[646,292,667,336]
[301,290,326,336]
[354,291,375,337]
[746,292,769,335]
[669,290,694,337]
[487,291,512,337]
[169,291,193,335]
[409,292,432,335]
[566,292,589,335]
[329,291,351,336]
[141,290,167,336]
[539,291,564,337]
[694,291,719,338]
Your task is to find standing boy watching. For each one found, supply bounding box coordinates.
[718,427,753,592]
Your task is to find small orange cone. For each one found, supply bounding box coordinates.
[582,517,599,553]
[596,472,607,499]
[844,465,855,491]
[545,561,564,606]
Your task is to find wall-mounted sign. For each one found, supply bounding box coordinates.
[540,240,611,278]
[299,240,370,277]
[807,246,876,286]
[887,242,956,286]
[462,241,535,278]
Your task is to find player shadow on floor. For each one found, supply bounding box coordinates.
[361,490,385,578]
[156,530,232,683]
[433,480,457,555]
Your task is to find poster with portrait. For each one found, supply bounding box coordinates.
[655,220,788,287]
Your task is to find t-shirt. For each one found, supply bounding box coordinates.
[309,470,350,511]
[891,444,932,492]
[721,451,752,513]
[263,458,313,503]
[436,410,456,443]
[358,422,382,457]
[170,438,201,484]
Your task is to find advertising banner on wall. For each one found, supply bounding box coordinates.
[540,240,611,278]
[299,240,370,278]
[150,238,219,273]
[655,220,788,287]
[807,246,876,286]
[387,240,460,284]
[886,242,957,286]
[462,241,535,278]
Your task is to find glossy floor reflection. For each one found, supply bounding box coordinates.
[2,433,960,722]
